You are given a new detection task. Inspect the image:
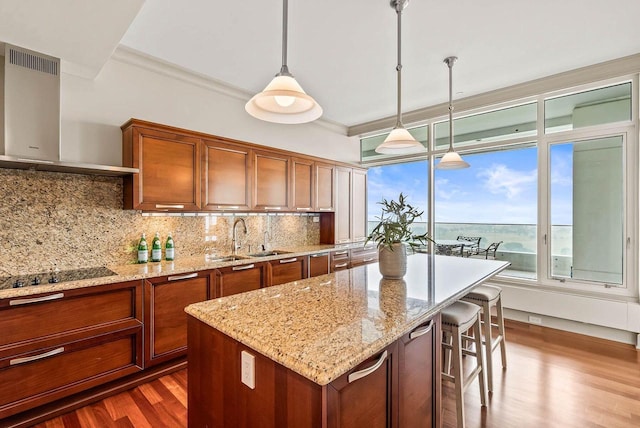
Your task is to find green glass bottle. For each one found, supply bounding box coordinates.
[137,233,148,264]
[165,233,175,261]
[151,232,162,262]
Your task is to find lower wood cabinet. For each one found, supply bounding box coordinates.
[330,249,350,272]
[350,246,378,268]
[187,313,440,428]
[268,256,308,286]
[215,262,266,297]
[0,280,143,419]
[309,252,330,277]
[144,271,212,367]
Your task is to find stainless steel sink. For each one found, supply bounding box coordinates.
[246,250,290,258]
[206,255,249,262]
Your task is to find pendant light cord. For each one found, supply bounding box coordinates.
[446,56,457,152]
[280,0,291,76]
[395,1,403,128]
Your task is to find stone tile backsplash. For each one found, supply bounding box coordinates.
[0,169,319,275]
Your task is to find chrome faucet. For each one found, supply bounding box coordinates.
[232,218,247,255]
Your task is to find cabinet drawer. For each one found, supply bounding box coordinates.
[0,281,142,348]
[309,253,330,277]
[216,263,266,297]
[350,247,378,268]
[269,256,307,286]
[0,326,142,418]
[331,249,350,272]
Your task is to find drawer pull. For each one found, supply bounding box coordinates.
[409,320,434,340]
[155,204,184,209]
[296,207,311,211]
[264,206,282,210]
[279,258,298,264]
[218,205,240,209]
[318,208,333,211]
[310,253,328,258]
[232,264,255,271]
[167,272,198,281]
[334,262,348,268]
[363,257,376,262]
[10,347,65,366]
[10,293,64,306]
[348,350,388,383]
[333,250,348,256]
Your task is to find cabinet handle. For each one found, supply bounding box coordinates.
[296,207,311,211]
[155,204,185,209]
[232,264,255,271]
[264,206,282,210]
[167,272,198,281]
[334,262,348,268]
[10,347,65,366]
[334,251,348,256]
[218,205,240,209]
[409,320,434,340]
[279,258,298,264]
[10,293,64,306]
[318,208,333,211]
[310,253,328,258]
[363,257,376,262]
[348,350,388,383]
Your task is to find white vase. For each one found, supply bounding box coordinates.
[378,243,407,279]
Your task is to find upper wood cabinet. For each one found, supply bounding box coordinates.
[321,166,367,245]
[315,162,335,212]
[351,168,367,242]
[254,150,290,211]
[202,138,253,211]
[291,157,314,212]
[335,166,353,244]
[122,121,201,211]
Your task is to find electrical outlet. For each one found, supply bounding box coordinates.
[241,350,255,389]
[528,315,542,325]
[313,216,320,223]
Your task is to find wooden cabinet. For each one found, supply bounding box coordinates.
[122,120,201,211]
[144,271,211,367]
[350,246,378,268]
[315,162,335,212]
[188,313,440,428]
[352,168,368,242]
[254,150,290,211]
[0,281,143,419]
[322,166,367,245]
[215,262,266,297]
[334,167,352,244]
[325,342,398,428]
[331,249,351,272]
[291,157,314,212]
[268,256,308,286]
[309,252,330,277]
[202,138,253,211]
[398,316,440,428]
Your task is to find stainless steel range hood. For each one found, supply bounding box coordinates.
[0,44,137,176]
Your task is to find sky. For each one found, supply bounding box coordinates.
[367,145,574,225]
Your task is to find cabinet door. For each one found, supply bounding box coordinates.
[254,150,290,211]
[291,157,314,212]
[216,263,266,297]
[125,125,201,211]
[202,138,253,211]
[269,256,308,286]
[145,272,210,367]
[316,162,335,212]
[335,167,352,244]
[309,253,330,277]
[351,168,367,242]
[326,342,398,428]
[397,316,438,428]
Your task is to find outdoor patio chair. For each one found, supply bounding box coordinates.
[473,241,503,259]
[457,236,482,257]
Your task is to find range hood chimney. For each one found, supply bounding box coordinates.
[0,44,137,176]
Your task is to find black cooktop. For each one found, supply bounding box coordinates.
[0,267,118,290]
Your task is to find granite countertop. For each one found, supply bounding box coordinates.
[0,243,370,299]
[185,254,510,385]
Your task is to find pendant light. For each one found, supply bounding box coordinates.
[375,0,424,154]
[436,56,470,169]
[245,0,322,124]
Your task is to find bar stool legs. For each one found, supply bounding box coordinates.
[462,285,507,392]
[442,301,487,428]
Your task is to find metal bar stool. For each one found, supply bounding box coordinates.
[462,284,506,392]
[441,300,487,428]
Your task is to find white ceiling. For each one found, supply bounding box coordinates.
[3,0,640,128]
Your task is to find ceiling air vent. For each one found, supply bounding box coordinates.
[8,46,59,76]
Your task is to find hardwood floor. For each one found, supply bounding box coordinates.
[33,320,639,428]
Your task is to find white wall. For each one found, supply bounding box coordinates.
[59,48,360,166]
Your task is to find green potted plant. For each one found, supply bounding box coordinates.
[365,193,431,279]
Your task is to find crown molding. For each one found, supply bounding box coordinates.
[348,52,640,137]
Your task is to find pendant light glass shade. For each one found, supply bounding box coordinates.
[436,56,469,169]
[245,0,322,124]
[375,0,424,155]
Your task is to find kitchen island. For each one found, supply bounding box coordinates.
[185,254,509,428]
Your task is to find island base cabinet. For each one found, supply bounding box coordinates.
[187,315,439,428]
